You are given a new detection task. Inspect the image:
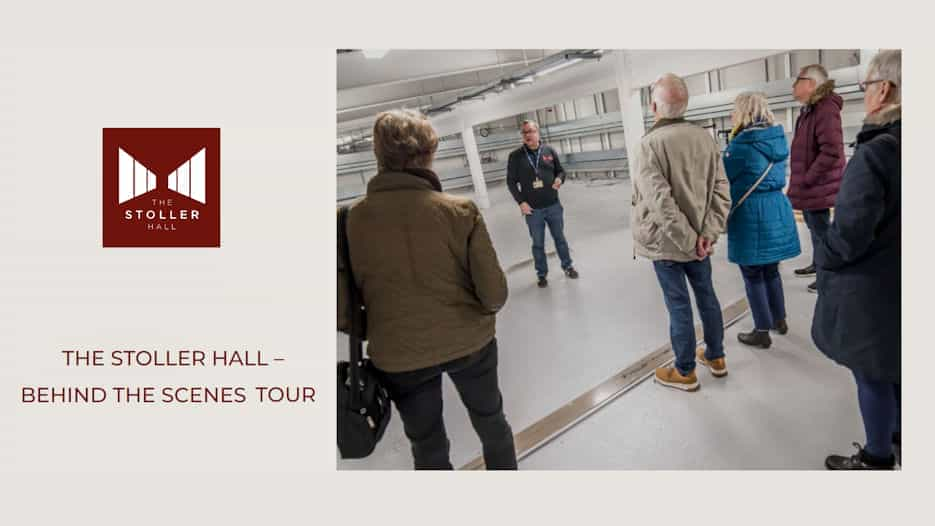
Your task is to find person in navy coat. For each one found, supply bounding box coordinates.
[816,50,901,470]
[723,92,801,349]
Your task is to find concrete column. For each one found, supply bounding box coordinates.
[462,124,490,209]
[859,49,879,79]
[614,51,647,180]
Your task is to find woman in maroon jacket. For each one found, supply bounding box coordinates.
[787,64,845,293]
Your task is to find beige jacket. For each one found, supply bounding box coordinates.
[631,118,731,262]
[337,171,508,373]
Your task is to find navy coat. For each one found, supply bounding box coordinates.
[811,110,901,384]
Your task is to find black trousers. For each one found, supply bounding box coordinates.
[377,339,517,470]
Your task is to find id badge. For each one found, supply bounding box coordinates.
[532,178,544,189]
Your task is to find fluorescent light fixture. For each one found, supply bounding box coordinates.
[362,49,389,59]
[534,58,583,78]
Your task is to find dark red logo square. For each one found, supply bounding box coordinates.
[103,128,220,247]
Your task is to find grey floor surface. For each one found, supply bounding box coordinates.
[338,179,863,470]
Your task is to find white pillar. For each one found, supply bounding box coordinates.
[859,49,878,80]
[614,51,647,180]
[462,124,490,209]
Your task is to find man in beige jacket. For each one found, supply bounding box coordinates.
[632,73,732,392]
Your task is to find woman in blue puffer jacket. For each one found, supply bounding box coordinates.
[723,92,801,349]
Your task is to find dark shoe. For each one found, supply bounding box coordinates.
[807,281,817,294]
[737,329,771,349]
[795,264,816,277]
[825,443,895,470]
[564,267,579,279]
[537,276,548,288]
[772,319,789,335]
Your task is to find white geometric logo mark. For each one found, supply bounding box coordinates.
[118,147,207,205]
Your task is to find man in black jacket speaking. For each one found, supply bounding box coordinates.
[506,120,579,288]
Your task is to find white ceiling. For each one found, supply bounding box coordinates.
[337,49,788,140]
[337,49,559,127]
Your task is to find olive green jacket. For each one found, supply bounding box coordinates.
[337,171,508,372]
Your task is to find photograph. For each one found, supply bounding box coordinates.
[336,48,901,471]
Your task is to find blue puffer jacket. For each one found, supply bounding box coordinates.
[723,124,801,266]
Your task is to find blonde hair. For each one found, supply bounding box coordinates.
[732,91,776,129]
[867,49,901,104]
[372,109,439,172]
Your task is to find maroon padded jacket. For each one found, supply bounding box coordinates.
[787,80,845,211]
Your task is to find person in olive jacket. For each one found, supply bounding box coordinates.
[814,50,901,470]
[338,109,517,470]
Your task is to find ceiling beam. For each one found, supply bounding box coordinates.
[428,49,787,137]
[338,57,545,93]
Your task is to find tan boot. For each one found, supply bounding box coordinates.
[654,366,699,392]
[696,348,728,377]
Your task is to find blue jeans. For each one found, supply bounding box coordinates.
[652,257,725,375]
[524,202,573,278]
[739,263,786,331]
[853,368,901,460]
[803,209,831,267]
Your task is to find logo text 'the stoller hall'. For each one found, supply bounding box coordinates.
[103,128,220,248]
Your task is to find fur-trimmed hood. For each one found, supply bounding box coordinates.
[807,79,838,105]
[865,103,902,126]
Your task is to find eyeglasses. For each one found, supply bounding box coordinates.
[859,79,895,92]
[793,76,811,86]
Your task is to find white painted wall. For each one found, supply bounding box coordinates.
[684,73,708,96]
[338,49,877,200]
[429,50,786,137]
[719,60,767,90]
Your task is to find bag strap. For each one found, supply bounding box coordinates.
[727,161,773,222]
[338,206,364,406]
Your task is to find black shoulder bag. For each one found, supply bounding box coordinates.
[337,206,391,459]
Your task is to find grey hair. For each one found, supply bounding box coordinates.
[799,64,828,84]
[651,73,689,119]
[520,119,539,131]
[867,49,901,104]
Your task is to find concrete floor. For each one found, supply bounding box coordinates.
[337,178,863,470]
[518,260,867,470]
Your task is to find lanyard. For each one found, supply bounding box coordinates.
[524,146,542,175]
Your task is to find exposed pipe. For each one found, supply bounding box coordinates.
[423,50,603,116]
[339,50,605,151]
[339,57,547,92]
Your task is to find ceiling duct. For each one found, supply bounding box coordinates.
[338,49,605,152]
[422,49,602,116]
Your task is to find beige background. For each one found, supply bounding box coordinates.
[0,1,932,525]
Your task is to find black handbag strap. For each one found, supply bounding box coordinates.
[338,206,364,406]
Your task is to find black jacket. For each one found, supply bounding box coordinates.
[811,107,901,384]
[506,144,566,209]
